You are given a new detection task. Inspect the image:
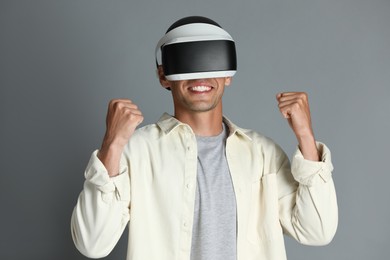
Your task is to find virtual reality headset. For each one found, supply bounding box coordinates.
[155,17,237,81]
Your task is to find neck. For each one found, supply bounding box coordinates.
[174,108,223,136]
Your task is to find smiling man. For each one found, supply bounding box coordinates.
[71,16,338,260]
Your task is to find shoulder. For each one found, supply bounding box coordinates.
[133,122,164,142]
[240,127,276,145]
[227,121,288,163]
[122,123,161,151]
[227,120,281,151]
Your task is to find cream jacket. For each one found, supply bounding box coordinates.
[71,113,338,260]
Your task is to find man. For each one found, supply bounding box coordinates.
[71,16,338,260]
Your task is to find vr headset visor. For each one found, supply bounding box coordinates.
[155,23,237,81]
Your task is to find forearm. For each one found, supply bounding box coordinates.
[71,151,131,258]
[282,180,338,245]
[279,142,338,245]
[297,134,320,162]
[98,142,124,177]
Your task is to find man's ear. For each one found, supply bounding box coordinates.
[157,66,171,90]
[225,76,232,86]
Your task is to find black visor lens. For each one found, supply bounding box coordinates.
[162,40,236,76]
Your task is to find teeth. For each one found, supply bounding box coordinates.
[190,86,211,92]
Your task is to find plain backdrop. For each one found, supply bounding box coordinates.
[1,0,389,259]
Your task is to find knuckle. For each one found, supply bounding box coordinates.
[128,112,138,120]
[293,102,300,110]
[124,108,133,115]
[109,99,117,107]
[117,103,124,110]
[112,100,121,108]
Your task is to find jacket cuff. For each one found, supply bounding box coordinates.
[291,142,334,187]
[84,150,130,202]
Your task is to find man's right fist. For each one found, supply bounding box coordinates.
[102,99,144,149]
[97,99,143,177]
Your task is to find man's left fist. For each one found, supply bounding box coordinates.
[276,92,314,139]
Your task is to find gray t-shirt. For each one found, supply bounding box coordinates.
[190,124,237,260]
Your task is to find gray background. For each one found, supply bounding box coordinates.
[1,0,389,259]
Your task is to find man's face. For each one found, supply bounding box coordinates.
[168,77,231,114]
[158,66,232,114]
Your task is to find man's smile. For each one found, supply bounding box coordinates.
[189,85,213,93]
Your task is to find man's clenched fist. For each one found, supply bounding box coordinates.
[98,99,143,176]
[276,92,320,161]
[276,92,313,139]
[103,99,144,148]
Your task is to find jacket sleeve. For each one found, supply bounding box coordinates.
[278,142,338,245]
[70,150,131,258]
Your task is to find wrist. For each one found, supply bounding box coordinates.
[296,135,320,161]
[98,143,123,159]
[98,143,124,177]
[296,132,315,144]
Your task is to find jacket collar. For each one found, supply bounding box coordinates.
[157,113,252,141]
